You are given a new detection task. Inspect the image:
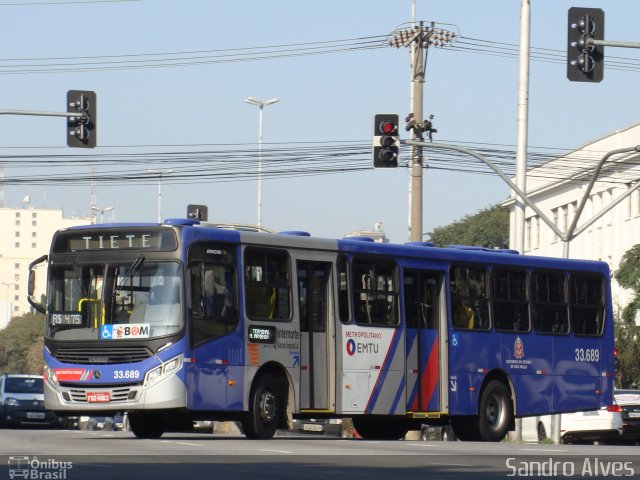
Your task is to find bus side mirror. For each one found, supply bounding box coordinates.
[27,255,48,315]
[28,270,36,297]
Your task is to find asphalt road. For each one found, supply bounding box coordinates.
[1,429,639,480]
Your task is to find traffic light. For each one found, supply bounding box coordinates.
[567,7,604,83]
[187,204,208,221]
[67,90,97,148]
[372,114,400,168]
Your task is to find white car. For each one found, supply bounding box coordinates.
[522,405,623,444]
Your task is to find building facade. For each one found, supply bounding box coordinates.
[0,207,93,329]
[344,222,389,243]
[504,122,640,315]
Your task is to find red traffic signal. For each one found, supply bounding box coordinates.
[372,114,400,168]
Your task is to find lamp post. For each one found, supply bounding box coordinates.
[146,169,174,223]
[0,282,16,329]
[244,96,279,226]
[91,205,114,223]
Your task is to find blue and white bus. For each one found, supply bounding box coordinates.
[28,218,614,441]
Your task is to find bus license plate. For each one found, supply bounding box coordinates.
[86,392,111,403]
[26,412,45,419]
[303,424,323,432]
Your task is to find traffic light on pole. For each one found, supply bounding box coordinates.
[67,90,97,148]
[567,7,604,83]
[372,114,400,168]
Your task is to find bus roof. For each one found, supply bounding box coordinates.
[55,219,610,274]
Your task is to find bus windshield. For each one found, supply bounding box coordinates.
[46,260,183,341]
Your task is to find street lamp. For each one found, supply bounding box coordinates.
[146,169,174,223]
[244,96,279,226]
[91,205,114,223]
[0,282,16,329]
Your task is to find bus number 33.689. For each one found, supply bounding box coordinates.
[113,370,140,380]
[575,348,600,362]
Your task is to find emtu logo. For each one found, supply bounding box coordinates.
[346,339,356,356]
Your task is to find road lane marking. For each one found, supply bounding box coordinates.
[519,448,569,453]
[176,442,205,447]
[260,449,293,454]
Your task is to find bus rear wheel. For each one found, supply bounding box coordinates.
[352,416,409,440]
[242,373,282,439]
[129,412,165,439]
[477,380,512,442]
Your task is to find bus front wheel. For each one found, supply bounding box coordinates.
[477,380,512,442]
[129,412,165,439]
[242,373,282,439]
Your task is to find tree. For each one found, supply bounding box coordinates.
[426,204,509,249]
[613,244,640,388]
[0,313,45,375]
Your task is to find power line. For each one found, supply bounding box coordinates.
[0,140,636,190]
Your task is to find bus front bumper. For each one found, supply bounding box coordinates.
[44,373,187,412]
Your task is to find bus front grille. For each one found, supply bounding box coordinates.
[67,386,133,403]
[53,346,153,364]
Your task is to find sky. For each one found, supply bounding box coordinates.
[1,0,639,244]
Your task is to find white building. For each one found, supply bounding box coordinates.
[0,207,93,329]
[344,222,389,243]
[504,122,640,314]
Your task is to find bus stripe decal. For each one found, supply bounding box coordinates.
[406,330,420,411]
[421,336,439,410]
[390,374,406,414]
[366,327,402,413]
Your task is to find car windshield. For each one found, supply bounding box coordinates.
[46,260,183,340]
[5,377,43,394]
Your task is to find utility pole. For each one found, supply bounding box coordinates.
[389,24,454,242]
[409,29,425,243]
[511,0,531,443]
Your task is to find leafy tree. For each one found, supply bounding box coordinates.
[614,245,640,388]
[426,204,509,249]
[0,313,45,375]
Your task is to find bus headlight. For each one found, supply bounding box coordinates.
[4,398,19,407]
[144,355,183,388]
[44,365,59,388]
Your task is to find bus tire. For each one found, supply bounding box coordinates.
[129,412,165,439]
[242,373,281,439]
[352,416,409,440]
[477,380,512,442]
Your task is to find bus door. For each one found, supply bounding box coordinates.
[297,261,331,410]
[403,270,446,413]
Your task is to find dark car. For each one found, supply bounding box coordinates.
[615,389,640,444]
[0,374,61,428]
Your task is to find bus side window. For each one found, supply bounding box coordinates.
[352,259,398,326]
[244,250,291,321]
[531,271,568,334]
[492,269,529,332]
[450,265,490,331]
[337,255,350,323]
[570,274,604,336]
[191,263,238,345]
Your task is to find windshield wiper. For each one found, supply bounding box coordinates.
[113,255,145,297]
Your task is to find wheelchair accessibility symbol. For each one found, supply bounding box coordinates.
[451,334,458,347]
[101,325,113,340]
